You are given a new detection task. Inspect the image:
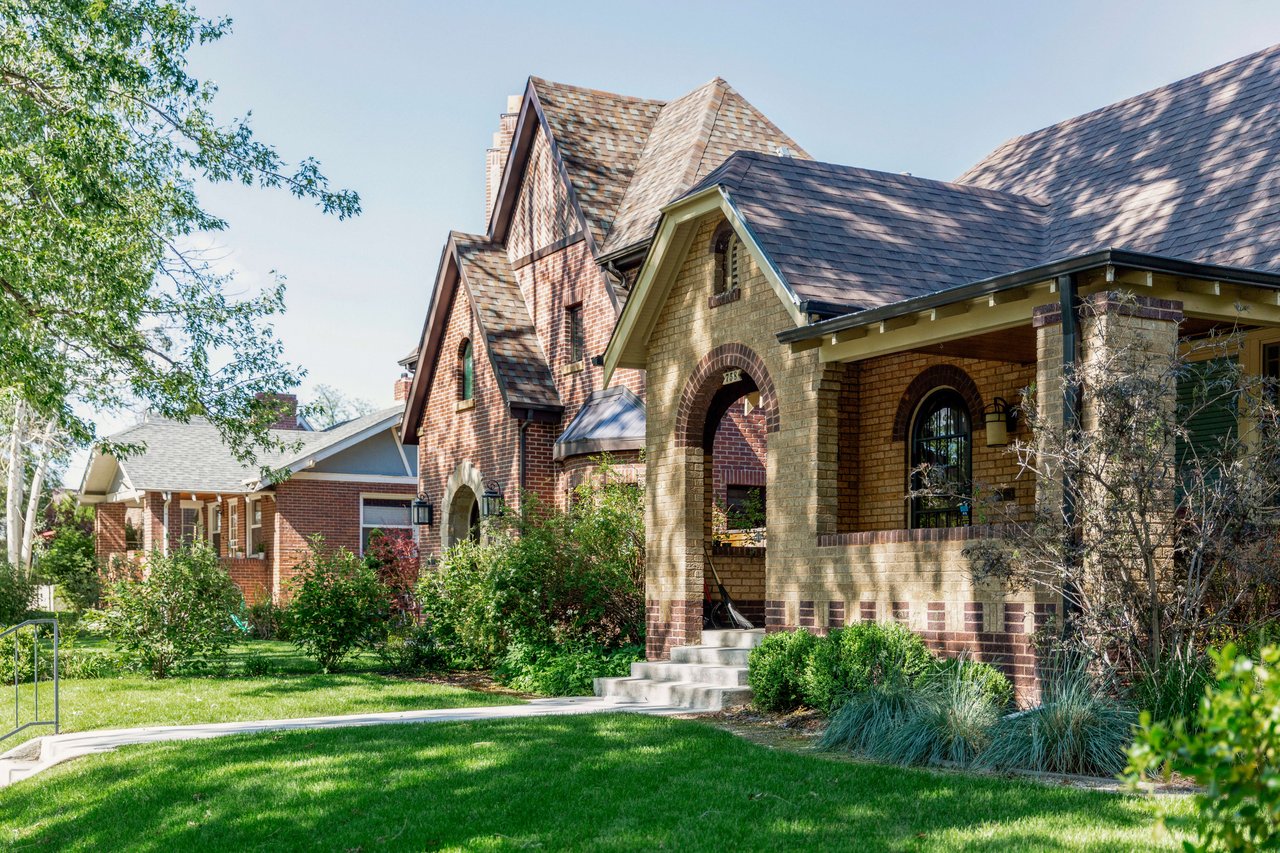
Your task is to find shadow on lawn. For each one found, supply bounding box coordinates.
[1,715,1179,852]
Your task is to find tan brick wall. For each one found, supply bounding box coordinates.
[642,212,1053,699]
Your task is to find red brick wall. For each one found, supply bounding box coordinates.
[226,558,272,605]
[272,478,416,599]
[94,502,127,562]
[711,404,767,506]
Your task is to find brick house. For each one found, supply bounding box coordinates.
[604,45,1280,699]
[80,391,418,603]
[399,76,804,561]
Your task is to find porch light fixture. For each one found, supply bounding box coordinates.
[411,494,434,526]
[481,480,505,518]
[984,397,1018,447]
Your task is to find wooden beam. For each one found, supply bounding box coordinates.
[788,337,823,353]
[878,315,917,334]
[988,287,1029,307]
[833,326,869,345]
[927,302,970,321]
[1178,279,1222,297]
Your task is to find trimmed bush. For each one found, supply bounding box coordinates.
[103,545,242,678]
[917,655,1014,711]
[748,629,819,711]
[801,622,934,713]
[980,658,1136,776]
[496,641,643,696]
[1127,644,1280,850]
[287,537,388,672]
[0,558,36,625]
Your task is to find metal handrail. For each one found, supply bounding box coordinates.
[2,618,59,744]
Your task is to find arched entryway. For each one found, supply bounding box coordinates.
[674,344,779,637]
[442,460,486,549]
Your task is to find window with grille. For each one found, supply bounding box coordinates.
[909,389,972,528]
[248,499,263,554]
[124,505,143,551]
[566,304,585,363]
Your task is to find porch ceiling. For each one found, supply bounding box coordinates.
[907,326,1037,364]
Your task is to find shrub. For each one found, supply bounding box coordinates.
[818,676,923,753]
[980,658,1136,776]
[0,629,121,681]
[917,655,1015,711]
[496,641,643,696]
[36,496,101,612]
[417,538,504,668]
[801,622,934,713]
[0,558,36,625]
[239,651,278,677]
[880,662,1002,767]
[372,616,448,675]
[748,629,819,711]
[1127,644,1280,851]
[287,537,388,672]
[363,529,420,616]
[245,598,287,641]
[103,545,242,678]
[1130,651,1212,731]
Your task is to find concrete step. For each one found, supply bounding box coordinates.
[700,629,766,649]
[630,661,748,686]
[0,759,40,786]
[670,645,752,666]
[594,676,752,712]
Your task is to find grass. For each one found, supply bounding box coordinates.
[3,639,521,751]
[0,714,1189,851]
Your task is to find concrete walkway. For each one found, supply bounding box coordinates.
[0,697,679,788]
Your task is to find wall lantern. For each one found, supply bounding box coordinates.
[411,494,434,526]
[481,480,505,518]
[984,397,1018,447]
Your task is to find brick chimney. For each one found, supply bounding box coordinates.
[257,392,300,430]
[394,374,412,403]
[485,94,522,224]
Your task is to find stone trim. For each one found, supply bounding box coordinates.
[1032,292,1185,328]
[816,523,1011,547]
[710,544,766,557]
[675,343,780,447]
[708,287,741,308]
[890,364,986,442]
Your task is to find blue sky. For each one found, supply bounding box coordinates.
[68,0,1280,481]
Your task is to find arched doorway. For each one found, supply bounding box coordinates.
[673,344,779,637]
[448,485,481,546]
[442,460,486,549]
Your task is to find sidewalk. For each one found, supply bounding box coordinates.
[0,696,678,788]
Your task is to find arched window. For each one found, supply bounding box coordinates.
[909,389,972,528]
[711,224,741,295]
[459,339,474,401]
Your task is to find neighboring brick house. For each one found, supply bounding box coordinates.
[80,391,418,604]
[605,45,1280,700]
[400,76,805,559]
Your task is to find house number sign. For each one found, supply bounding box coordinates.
[722,368,743,385]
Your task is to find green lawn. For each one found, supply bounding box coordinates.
[4,639,521,751]
[0,714,1189,851]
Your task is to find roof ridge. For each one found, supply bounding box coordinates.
[959,42,1280,182]
[528,75,665,108]
[689,79,730,185]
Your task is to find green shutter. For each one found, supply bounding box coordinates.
[1176,356,1238,470]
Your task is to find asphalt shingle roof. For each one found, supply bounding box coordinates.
[453,234,561,411]
[693,153,1048,314]
[99,406,404,494]
[683,44,1280,317]
[599,78,808,256]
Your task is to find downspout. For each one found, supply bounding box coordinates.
[161,491,172,556]
[1057,274,1083,626]
[519,420,529,494]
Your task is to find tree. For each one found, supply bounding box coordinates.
[946,301,1280,681]
[36,493,99,611]
[2,393,68,568]
[306,384,376,430]
[0,0,359,466]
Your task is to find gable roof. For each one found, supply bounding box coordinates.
[959,43,1280,274]
[80,407,409,498]
[400,232,560,442]
[689,152,1048,315]
[529,78,665,249]
[599,78,809,258]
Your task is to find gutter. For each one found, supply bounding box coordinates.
[776,249,1280,345]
